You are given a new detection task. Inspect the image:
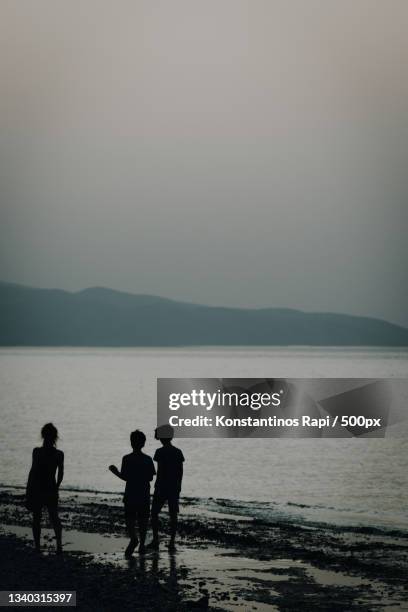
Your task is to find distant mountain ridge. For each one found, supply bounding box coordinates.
[1,281,407,346]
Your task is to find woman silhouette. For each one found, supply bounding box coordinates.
[26,423,64,553]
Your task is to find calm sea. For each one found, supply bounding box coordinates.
[1,347,407,530]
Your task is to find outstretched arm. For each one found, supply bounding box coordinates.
[109,458,127,481]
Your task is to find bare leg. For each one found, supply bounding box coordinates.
[138,512,148,553]
[147,496,163,550]
[151,511,159,546]
[125,515,138,557]
[32,510,41,551]
[48,508,62,554]
[169,511,177,550]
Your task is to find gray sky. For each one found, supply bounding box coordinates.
[1,0,407,325]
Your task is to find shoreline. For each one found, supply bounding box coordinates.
[1,487,407,610]
[2,484,407,535]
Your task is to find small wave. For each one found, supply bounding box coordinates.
[0,483,121,496]
[1,483,407,536]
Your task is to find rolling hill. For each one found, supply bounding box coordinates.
[1,281,407,346]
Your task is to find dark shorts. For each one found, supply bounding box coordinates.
[151,491,180,515]
[28,491,58,514]
[124,498,150,524]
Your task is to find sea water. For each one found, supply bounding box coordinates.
[0,347,407,530]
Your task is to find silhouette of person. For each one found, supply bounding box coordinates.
[26,423,64,554]
[109,429,155,556]
[149,424,184,551]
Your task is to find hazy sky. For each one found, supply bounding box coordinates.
[1,1,407,325]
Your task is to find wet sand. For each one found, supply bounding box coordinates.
[0,487,407,610]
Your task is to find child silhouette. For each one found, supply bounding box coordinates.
[149,425,184,551]
[26,423,64,554]
[109,430,155,556]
